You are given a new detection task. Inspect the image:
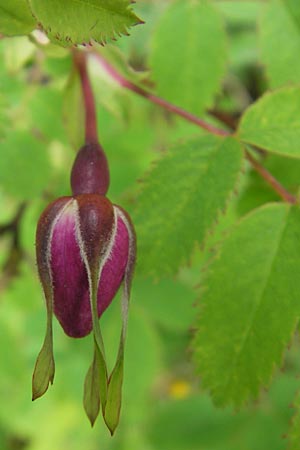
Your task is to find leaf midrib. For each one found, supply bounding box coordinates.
[221,206,289,399]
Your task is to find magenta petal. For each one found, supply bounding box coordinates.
[50,202,130,338]
[97,214,129,315]
[51,201,92,338]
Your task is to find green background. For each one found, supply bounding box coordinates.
[1,1,300,449]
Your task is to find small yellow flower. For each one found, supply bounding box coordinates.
[169,380,192,399]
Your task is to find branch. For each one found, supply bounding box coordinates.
[92,53,229,137]
[91,52,296,204]
[245,151,296,204]
[73,50,98,144]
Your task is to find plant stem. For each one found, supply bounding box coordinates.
[245,151,296,204]
[73,50,98,144]
[92,53,229,137]
[92,52,296,204]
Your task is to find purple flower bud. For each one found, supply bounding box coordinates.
[36,194,135,338]
[33,138,136,432]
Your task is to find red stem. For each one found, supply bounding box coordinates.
[93,53,229,137]
[73,51,98,144]
[245,151,296,204]
[91,52,296,204]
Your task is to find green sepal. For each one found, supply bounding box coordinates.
[32,324,55,401]
[83,344,101,427]
[84,276,108,426]
[104,342,124,435]
[104,250,133,435]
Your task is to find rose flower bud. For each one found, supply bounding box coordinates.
[32,142,136,434]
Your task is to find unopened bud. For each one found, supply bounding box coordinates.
[36,194,134,337]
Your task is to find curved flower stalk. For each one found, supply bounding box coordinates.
[32,140,136,434]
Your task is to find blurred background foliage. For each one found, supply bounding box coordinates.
[0,1,300,449]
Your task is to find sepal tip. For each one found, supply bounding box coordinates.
[32,334,55,401]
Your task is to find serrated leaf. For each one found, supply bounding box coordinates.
[238,86,300,158]
[260,0,300,88]
[150,0,227,116]
[28,0,142,47]
[0,0,36,36]
[133,135,243,277]
[194,203,300,407]
[63,69,85,149]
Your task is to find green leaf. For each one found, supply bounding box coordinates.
[238,86,300,158]
[150,0,227,116]
[193,203,300,407]
[133,135,243,277]
[0,0,36,36]
[28,0,143,47]
[63,69,85,149]
[260,0,300,88]
[83,347,101,427]
[0,131,52,199]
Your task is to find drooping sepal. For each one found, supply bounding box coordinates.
[104,343,124,435]
[32,325,55,400]
[83,343,102,427]
[33,197,72,400]
[103,206,136,434]
[75,195,114,425]
[83,277,109,427]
